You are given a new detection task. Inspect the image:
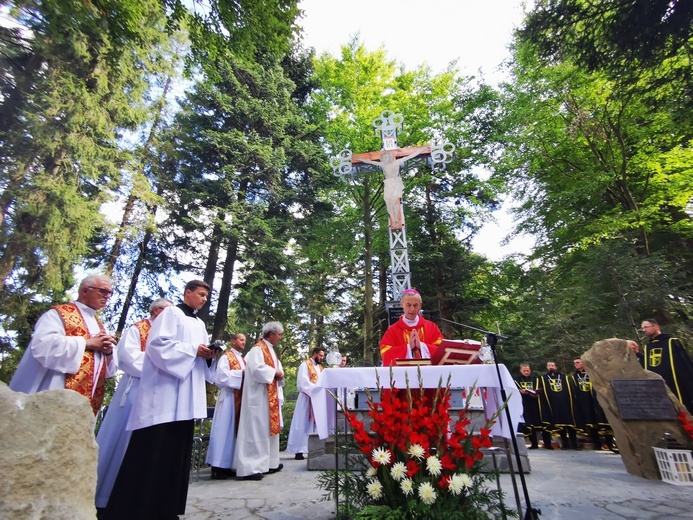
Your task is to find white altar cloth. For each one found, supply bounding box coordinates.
[312,364,522,439]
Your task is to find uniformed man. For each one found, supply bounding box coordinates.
[641,319,693,413]
[572,358,616,452]
[537,361,581,450]
[515,363,542,449]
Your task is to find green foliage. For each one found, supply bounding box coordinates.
[482,26,693,362]
[520,0,693,72]
[0,0,170,348]
[164,0,301,66]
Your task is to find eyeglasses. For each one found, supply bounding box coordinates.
[88,286,113,297]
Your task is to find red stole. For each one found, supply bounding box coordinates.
[305,358,322,383]
[53,303,107,415]
[225,349,244,434]
[133,319,152,351]
[303,358,322,424]
[256,341,281,436]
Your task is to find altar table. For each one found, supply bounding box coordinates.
[311,364,522,440]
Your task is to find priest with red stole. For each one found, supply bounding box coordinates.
[10,274,117,415]
[380,288,443,366]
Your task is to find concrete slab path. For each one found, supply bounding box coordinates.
[182,449,693,519]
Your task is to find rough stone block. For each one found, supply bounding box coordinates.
[0,382,98,520]
[582,338,692,480]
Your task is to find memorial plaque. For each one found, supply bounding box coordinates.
[611,379,677,421]
[386,302,403,326]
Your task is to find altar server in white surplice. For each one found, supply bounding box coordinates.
[101,280,217,520]
[206,333,247,479]
[94,298,172,508]
[233,322,285,480]
[286,347,325,460]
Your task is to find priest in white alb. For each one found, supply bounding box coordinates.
[206,332,247,479]
[233,322,285,480]
[286,346,325,460]
[10,274,117,416]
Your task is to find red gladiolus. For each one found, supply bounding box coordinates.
[677,410,693,446]
[440,453,457,471]
[341,376,499,512]
[406,459,420,478]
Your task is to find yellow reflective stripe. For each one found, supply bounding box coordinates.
[669,338,684,403]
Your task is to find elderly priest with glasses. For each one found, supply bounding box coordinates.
[10,274,118,415]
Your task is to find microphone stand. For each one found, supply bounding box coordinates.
[438,317,541,520]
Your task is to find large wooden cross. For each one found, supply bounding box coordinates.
[330,110,454,303]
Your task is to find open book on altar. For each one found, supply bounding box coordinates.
[430,339,483,365]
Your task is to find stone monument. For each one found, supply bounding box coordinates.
[581,338,692,480]
[0,382,98,519]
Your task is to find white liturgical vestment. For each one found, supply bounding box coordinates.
[127,305,214,431]
[10,300,116,396]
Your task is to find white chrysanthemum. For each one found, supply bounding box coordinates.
[372,447,392,466]
[400,478,414,496]
[459,473,473,488]
[366,466,378,478]
[418,481,437,505]
[407,443,425,460]
[390,461,407,481]
[448,474,467,496]
[426,455,442,476]
[366,479,383,499]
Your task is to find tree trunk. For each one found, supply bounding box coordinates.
[211,235,239,340]
[211,179,249,340]
[198,216,223,322]
[424,182,452,327]
[363,176,375,365]
[116,185,163,335]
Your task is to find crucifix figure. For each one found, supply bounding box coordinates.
[353,147,427,230]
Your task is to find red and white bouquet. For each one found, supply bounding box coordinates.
[321,370,510,519]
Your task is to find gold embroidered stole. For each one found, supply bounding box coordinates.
[225,349,244,434]
[256,341,281,436]
[54,303,107,415]
[303,359,322,423]
[133,319,152,351]
[305,358,321,383]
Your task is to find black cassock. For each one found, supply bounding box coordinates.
[572,370,612,436]
[644,333,693,413]
[537,372,580,431]
[515,374,542,433]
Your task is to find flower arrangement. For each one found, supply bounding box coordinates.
[676,409,693,449]
[318,370,513,519]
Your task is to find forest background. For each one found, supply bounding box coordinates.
[1,0,691,403]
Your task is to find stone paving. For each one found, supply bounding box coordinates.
[182,449,693,520]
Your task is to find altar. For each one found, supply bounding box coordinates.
[311,364,523,440]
